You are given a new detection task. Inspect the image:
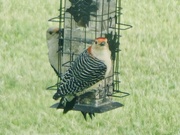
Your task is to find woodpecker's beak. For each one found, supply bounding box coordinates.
[100,42,106,46]
[54,28,59,34]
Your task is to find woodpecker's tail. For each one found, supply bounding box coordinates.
[63,97,77,114]
[56,97,77,114]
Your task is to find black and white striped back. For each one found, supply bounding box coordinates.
[56,50,107,97]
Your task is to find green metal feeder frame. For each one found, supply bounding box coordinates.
[47,0,131,117]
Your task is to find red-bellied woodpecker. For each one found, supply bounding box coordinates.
[46,27,60,76]
[53,37,112,119]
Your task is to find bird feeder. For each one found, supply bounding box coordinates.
[48,0,131,116]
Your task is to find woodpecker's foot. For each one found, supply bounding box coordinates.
[81,112,95,120]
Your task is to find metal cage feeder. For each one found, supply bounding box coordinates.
[47,0,131,115]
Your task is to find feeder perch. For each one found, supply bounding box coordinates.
[47,0,131,116]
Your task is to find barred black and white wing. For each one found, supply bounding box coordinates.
[53,50,106,99]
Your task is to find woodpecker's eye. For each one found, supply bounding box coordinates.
[49,31,53,35]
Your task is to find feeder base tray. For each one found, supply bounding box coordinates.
[51,101,123,113]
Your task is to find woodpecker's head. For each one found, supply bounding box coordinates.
[88,37,111,60]
[93,37,109,50]
[46,27,59,41]
[88,37,109,53]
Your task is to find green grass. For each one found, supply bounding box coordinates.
[0,0,180,135]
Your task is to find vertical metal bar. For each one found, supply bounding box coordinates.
[107,1,110,34]
[95,0,98,39]
[114,0,121,91]
[58,0,63,82]
[115,0,118,91]
[85,27,87,48]
[100,0,105,37]
[69,1,73,64]
[117,0,121,91]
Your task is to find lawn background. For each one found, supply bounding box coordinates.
[0,0,179,135]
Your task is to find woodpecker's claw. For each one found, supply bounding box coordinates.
[81,112,95,120]
[90,113,95,119]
